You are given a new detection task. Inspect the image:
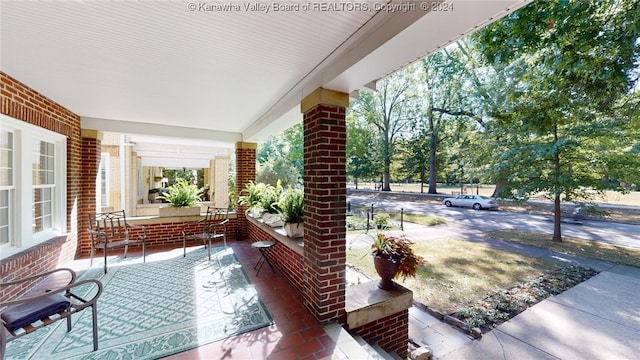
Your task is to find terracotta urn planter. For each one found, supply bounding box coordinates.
[373,256,400,290]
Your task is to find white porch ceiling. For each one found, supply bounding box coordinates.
[1,0,531,165]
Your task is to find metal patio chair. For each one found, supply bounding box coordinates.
[182,207,229,260]
[88,210,147,274]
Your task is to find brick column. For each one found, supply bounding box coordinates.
[301,88,349,323]
[235,142,257,240]
[79,129,102,256]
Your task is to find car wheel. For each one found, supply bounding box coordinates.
[445,200,452,207]
[473,203,482,210]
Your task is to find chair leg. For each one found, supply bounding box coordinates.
[66,309,72,332]
[1,324,7,360]
[104,247,108,274]
[183,235,187,258]
[91,304,99,351]
[123,244,129,258]
[142,242,146,263]
[207,238,211,261]
[90,247,95,266]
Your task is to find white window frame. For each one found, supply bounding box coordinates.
[99,153,110,208]
[1,114,67,259]
[0,130,14,248]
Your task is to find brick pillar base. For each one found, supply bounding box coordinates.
[301,88,349,323]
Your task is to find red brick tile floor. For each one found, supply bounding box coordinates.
[28,240,338,360]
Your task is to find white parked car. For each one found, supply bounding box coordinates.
[443,194,499,210]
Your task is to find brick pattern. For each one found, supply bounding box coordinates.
[79,136,101,255]
[349,310,410,358]
[302,103,347,323]
[0,72,81,301]
[247,222,304,292]
[79,217,240,257]
[235,144,256,239]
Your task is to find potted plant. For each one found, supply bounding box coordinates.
[371,233,425,290]
[157,178,202,217]
[239,181,266,218]
[260,181,284,227]
[278,187,303,238]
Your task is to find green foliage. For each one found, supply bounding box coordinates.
[157,178,201,208]
[278,187,304,223]
[259,180,283,214]
[373,213,390,229]
[257,123,303,186]
[468,0,640,240]
[238,181,266,209]
[257,157,300,188]
[455,266,598,331]
[346,113,383,183]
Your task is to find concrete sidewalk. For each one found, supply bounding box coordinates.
[440,264,640,360]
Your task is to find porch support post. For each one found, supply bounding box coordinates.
[235,142,257,240]
[301,87,349,323]
[211,156,229,208]
[80,129,103,256]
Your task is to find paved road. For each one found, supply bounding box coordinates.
[348,192,640,250]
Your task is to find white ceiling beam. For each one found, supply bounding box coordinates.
[82,117,241,144]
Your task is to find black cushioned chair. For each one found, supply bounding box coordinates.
[1,268,103,357]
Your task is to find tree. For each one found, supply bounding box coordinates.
[256,123,303,187]
[349,66,421,191]
[346,112,382,188]
[473,0,640,242]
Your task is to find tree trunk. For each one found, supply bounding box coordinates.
[552,121,563,243]
[382,129,391,191]
[428,122,438,194]
[492,180,507,198]
[552,194,563,242]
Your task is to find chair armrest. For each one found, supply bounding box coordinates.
[182,218,207,235]
[126,223,147,240]
[0,268,76,289]
[67,279,103,311]
[1,273,102,310]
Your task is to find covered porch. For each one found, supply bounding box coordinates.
[1,1,531,358]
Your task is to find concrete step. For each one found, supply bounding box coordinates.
[322,322,401,360]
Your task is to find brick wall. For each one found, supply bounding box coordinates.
[349,310,410,358]
[0,72,81,300]
[302,91,348,323]
[247,221,304,292]
[78,135,101,255]
[235,142,256,239]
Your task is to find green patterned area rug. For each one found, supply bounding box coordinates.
[5,246,273,359]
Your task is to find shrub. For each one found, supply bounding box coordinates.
[157,178,201,208]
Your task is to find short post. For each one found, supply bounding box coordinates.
[366,209,370,233]
[400,208,404,231]
[371,204,374,220]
